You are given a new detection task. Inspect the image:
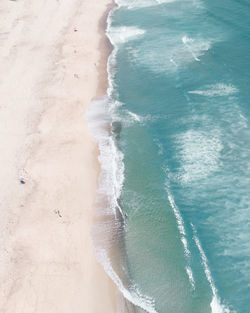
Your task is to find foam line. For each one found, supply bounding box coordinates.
[191,224,231,313]
[166,181,196,290]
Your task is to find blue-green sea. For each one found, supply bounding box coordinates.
[88,0,250,312]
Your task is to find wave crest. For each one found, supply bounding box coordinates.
[107,26,145,45]
[188,83,238,97]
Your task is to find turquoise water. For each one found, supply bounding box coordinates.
[92,0,250,312]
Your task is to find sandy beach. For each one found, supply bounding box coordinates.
[0,0,117,312]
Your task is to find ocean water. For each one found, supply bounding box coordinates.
[87,0,250,312]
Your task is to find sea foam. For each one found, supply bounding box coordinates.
[165,181,195,290]
[116,0,177,9]
[107,26,145,45]
[191,224,231,313]
[182,35,211,62]
[188,83,238,97]
[174,129,223,184]
[129,34,212,75]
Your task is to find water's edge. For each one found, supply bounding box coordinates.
[86,2,149,313]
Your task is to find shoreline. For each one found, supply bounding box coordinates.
[97,1,117,97]
[0,1,118,312]
[88,2,142,312]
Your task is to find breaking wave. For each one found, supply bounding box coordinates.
[165,180,195,290]
[191,224,231,313]
[115,0,177,9]
[107,26,146,45]
[188,83,238,97]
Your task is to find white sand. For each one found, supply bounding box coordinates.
[0,0,117,312]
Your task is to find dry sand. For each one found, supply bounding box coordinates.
[0,0,117,312]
